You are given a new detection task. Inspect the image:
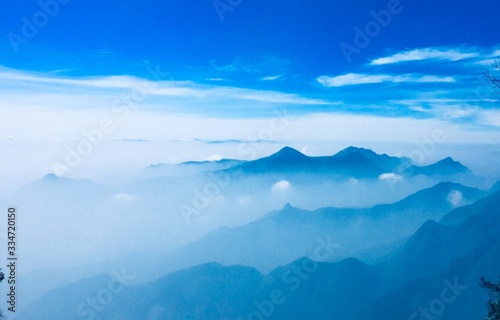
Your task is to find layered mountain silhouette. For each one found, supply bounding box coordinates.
[226,146,406,178]
[15,146,489,318]
[154,182,486,274]
[51,181,486,291]
[22,191,500,319]
[222,146,469,180]
[147,158,244,177]
[405,156,471,176]
[144,146,470,180]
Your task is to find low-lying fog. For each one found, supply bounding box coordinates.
[1,139,499,307]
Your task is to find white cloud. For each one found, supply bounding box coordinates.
[370,48,480,65]
[0,66,145,89]
[447,190,464,207]
[490,49,500,57]
[206,154,223,161]
[390,97,500,126]
[408,105,432,113]
[1,67,500,153]
[0,67,334,106]
[271,180,291,193]
[478,109,500,127]
[443,107,477,120]
[215,88,333,105]
[476,49,500,65]
[391,98,492,105]
[206,78,228,82]
[318,74,388,87]
[149,86,201,97]
[210,56,290,74]
[317,73,455,87]
[378,173,403,181]
[476,59,499,66]
[261,75,283,81]
[113,193,135,201]
[211,63,237,72]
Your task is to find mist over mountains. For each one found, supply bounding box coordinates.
[4,146,499,319]
[3,0,500,317]
[21,190,500,319]
[148,146,471,179]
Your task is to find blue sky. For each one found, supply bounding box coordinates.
[1,0,500,186]
[1,0,499,117]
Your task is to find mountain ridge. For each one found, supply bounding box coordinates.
[22,190,500,319]
[221,146,469,179]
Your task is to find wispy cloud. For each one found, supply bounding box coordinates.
[215,88,334,105]
[0,66,334,108]
[210,56,290,74]
[393,97,500,126]
[114,139,150,142]
[199,139,276,145]
[260,75,283,81]
[478,109,500,127]
[370,48,480,65]
[317,73,455,87]
[206,77,229,82]
[2,62,499,151]
[475,48,500,66]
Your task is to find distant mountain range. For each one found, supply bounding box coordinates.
[405,156,470,176]
[40,181,486,294]
[147,146,472,180]
[13,146,490,314]
[22,190,500,319]
[152,182,488,274]
[147,158,244,177]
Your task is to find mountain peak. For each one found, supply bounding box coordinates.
[435,157,469,171]
[40,173,69,183]
[283,202,294,210]
[231,146,310,173]
[438,157,458,164]
[406,157,469,177]
[270,146,306,158]
[43,173,60,180]
[265,147,309,165]
[333,146,375,158]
